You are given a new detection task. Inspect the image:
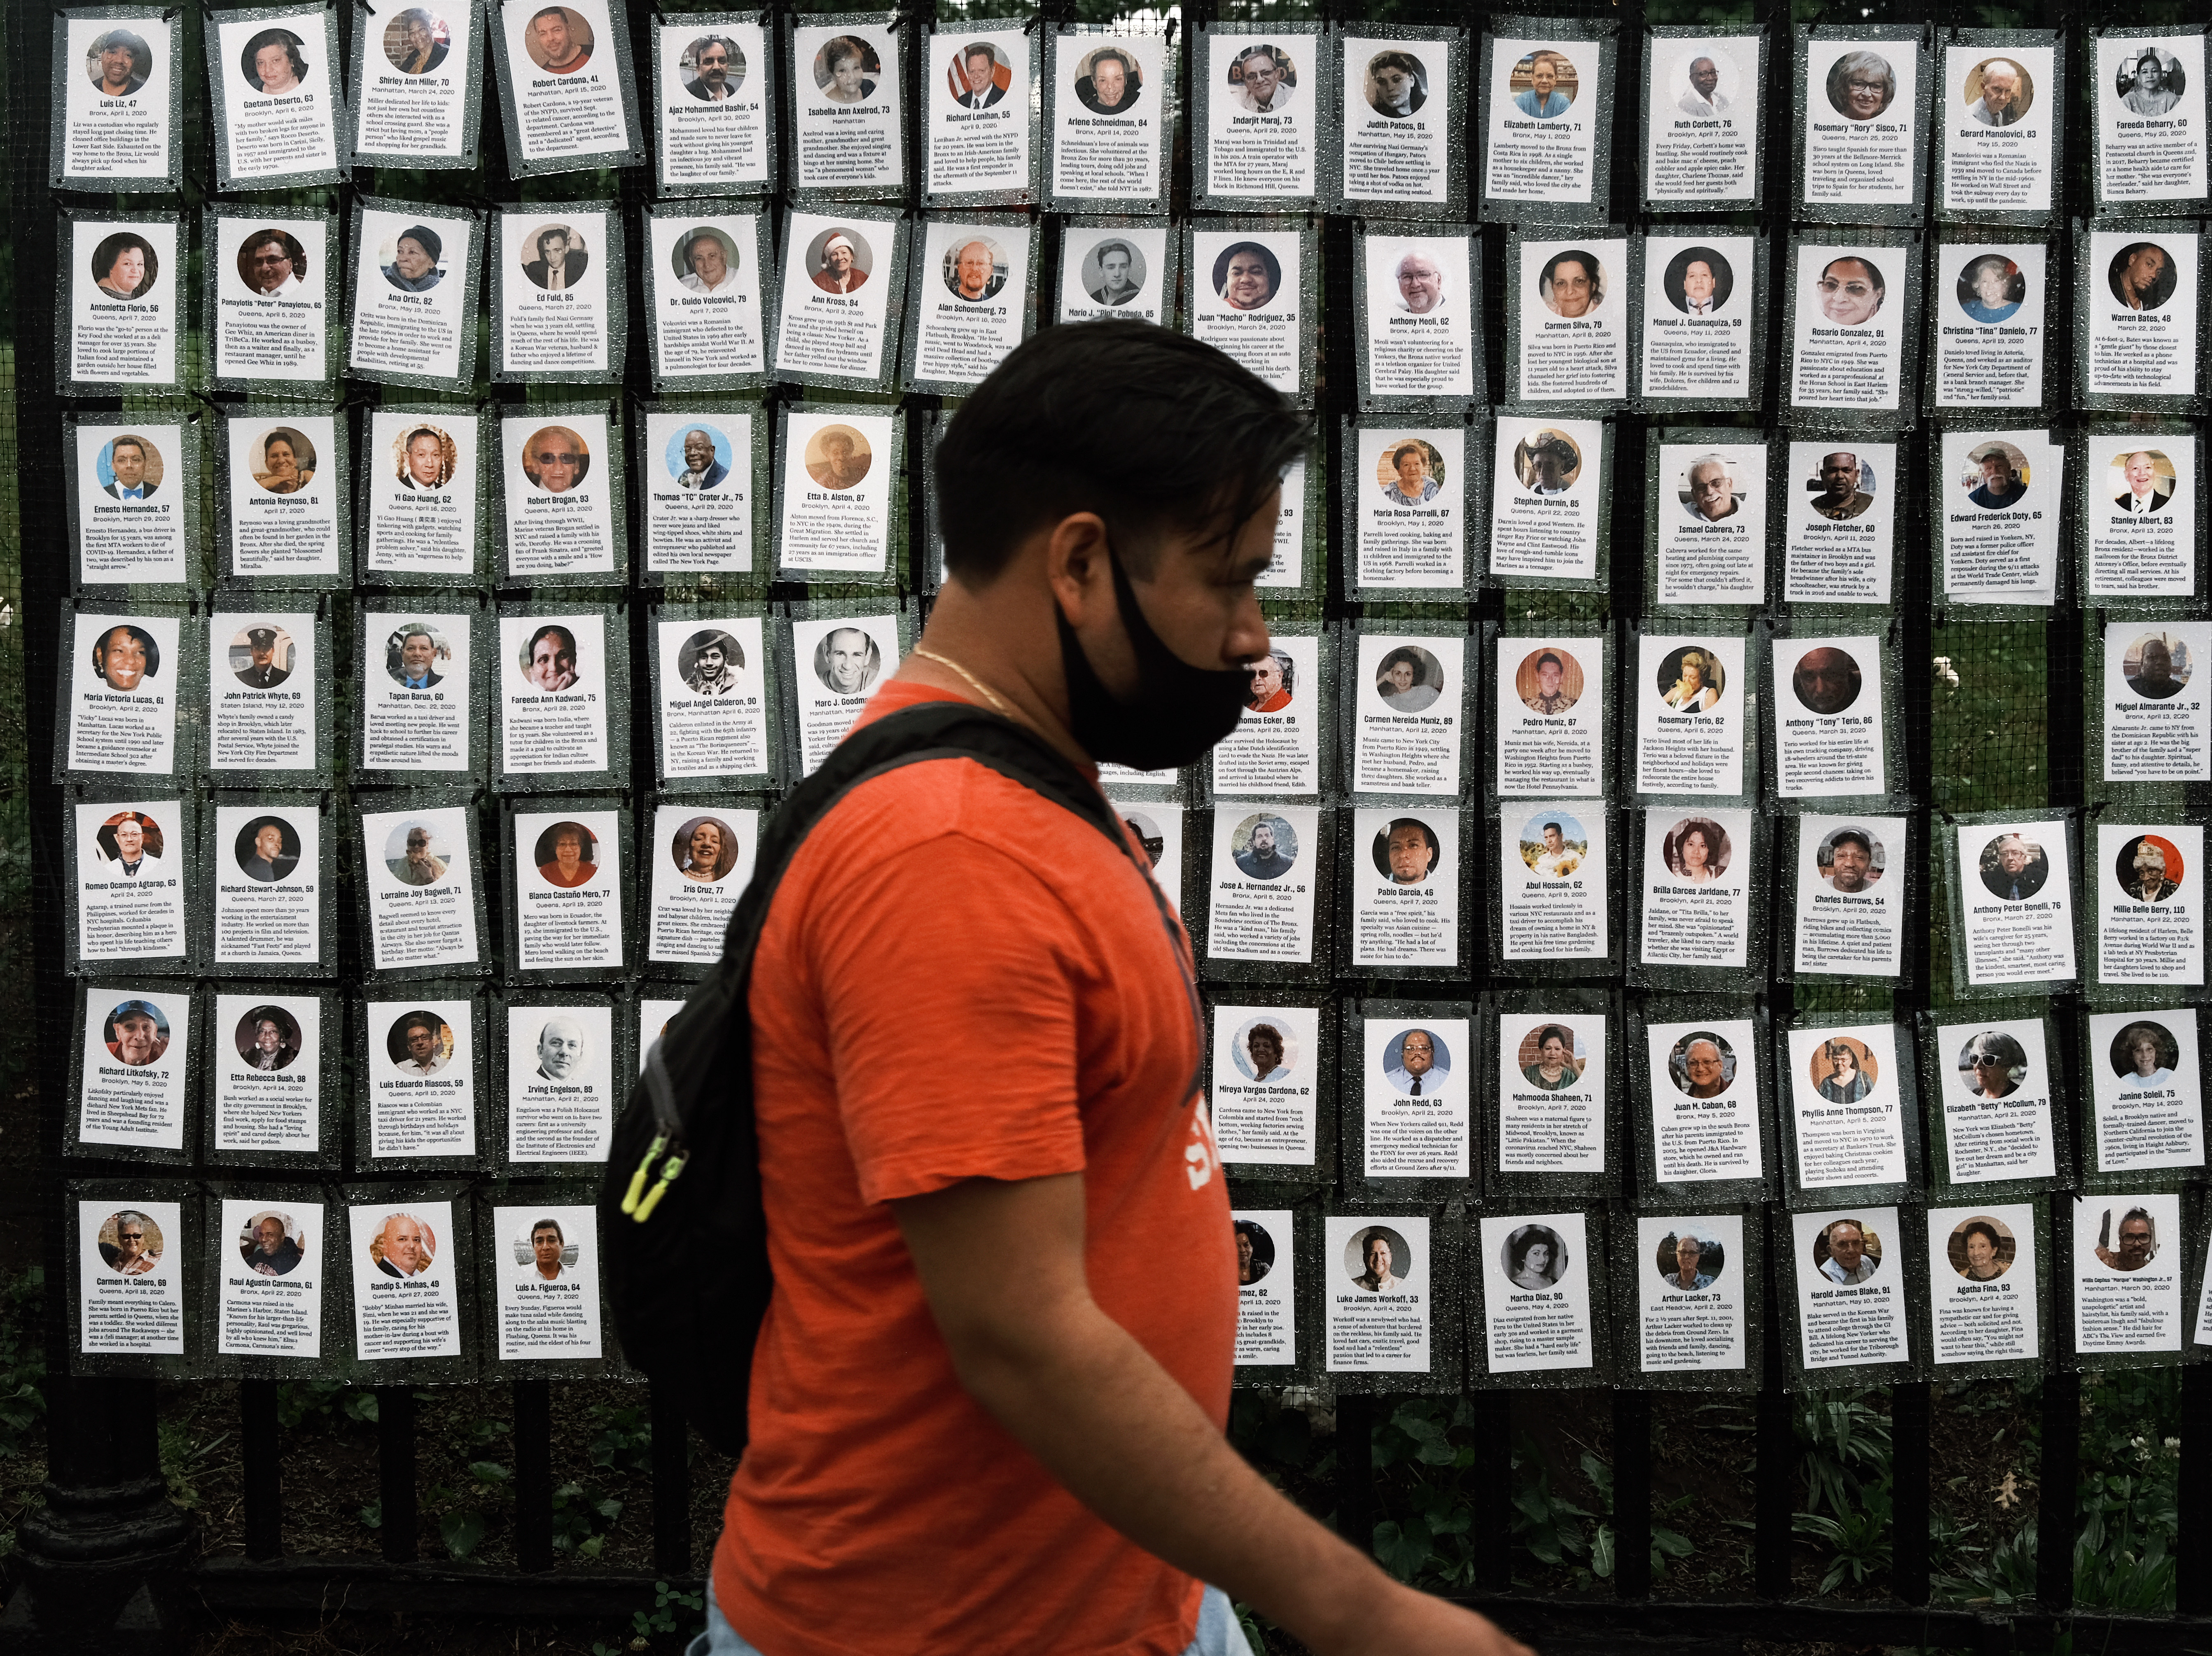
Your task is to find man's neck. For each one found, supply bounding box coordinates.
[900,575,1093,772]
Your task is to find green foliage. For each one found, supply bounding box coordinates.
[1793,1389,1894,1517]
[157,1419,231,1511]
[275,1376,378,1429]
[0,1270,46,1458]
[1794,1479,1894,1594]
[588,1402,655,1474]
[552,1479,625,1559]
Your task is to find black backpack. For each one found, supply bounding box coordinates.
[599,699,1174,1455]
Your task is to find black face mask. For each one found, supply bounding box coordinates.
[1056,544,1253,772]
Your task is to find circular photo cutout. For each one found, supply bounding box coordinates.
[1510,49,1577,118]
[665,423,733,490]
[1956,1029,2028,1099]
[1955,252,2025,324]
[1374,438,1447,506]
[240,26,308,93]
[671,814,739,883]
[378,222,445,292]
[523,6,593,74]
[1674,46,1736,113]
[531,1015,591,1081]
[2116,47,2186,115]
[1228,42,1296,111]
[1537,247,1603,317]
[521,424,590,494]
[1668,1030,1735,1097]
[1212,240,1282,312]
[232,814,300,883]
[1516,1022,1583,1090]
[812,624,882,696]
[2110,1019,2180,1090]
[1233,1218,1276,1285]
[1817,825,1885,892]
[1514,429,1582,494]
[521,222,588,290]
[1812,1217,1883,1282]
[229,623,294,689]
[1803,448,1879,519]
[1229,1014,1299,1083]
[2107,448,2175,515]
[671,225,741,294]
[1372,817,1441,886]
[384,621,451,687]
[517,622,581,692]
[946,40,1007,107]
[383,819,453,888]
[1679,453,1745,524]
[393,422,456,490]
[252,426,317,494]
[238,1209,304,1276]
[233,1003,302,1071]
[383,8,451,75]
[1961,440,2032,510]
[1245,649,1294,712]
[1654,644,1724,709]
[387,1008,454,1073]
[1976,832,2048,902]
[1364,49,1427,118]
[678,627,745,695]
[1807,1034,1880,1102]
[1654,1228,1726,1290]
[1516,813,1587,880]
[89,622,160,692]
[1663,244,1733,315]
[2092,1205,2161,1273]
[98,433,165,497]
[2109,240,2179,312]
[1501,1223,1568,1290]
[102,999,170,1067]
[813,33,879,103]
[236,227,308,297]
[368,1211,438,1278]
[1815,255,1887,327]
[1515,646,1582,713]
[516,1218,580,1279]
[684,32,747,100]
[943,235,1007,303]
[1790,645,1862,716]
[1946,1215,2016,1282]
[1119,809,1166,869]
[89,231,157,300]
[805,225,872,295]
[804,423,873,492]
[2123,630,2192,700]
[99,1210,164,1276]
[1380,1026,1451,1093]
[1074,44,1141,114]
[1663,816,1731,885]
[1230,812,1299,881]
[1081,238,1146,306]
[2113,832,2186,904]
[1373,644,1444,711]
[1345,1224,1411,1292]
[1963,56,2034,124]
[534,820,600,889]
[94,810,165,868]
[1824,49,1895,120]
[86,28,152,95]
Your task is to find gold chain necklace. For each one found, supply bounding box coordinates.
[911,644,1015,718]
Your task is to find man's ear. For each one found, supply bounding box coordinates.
[1044,512,1115,628]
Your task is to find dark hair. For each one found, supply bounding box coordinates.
[530,6,568,24]
[1378,645,1429,677]
[244,28,309,83]
[1372,50,1421,77]
[110,435,147,461]
[529,623,578,658]
[1388,441,1429,468]
[826,35,869,71]
[1245,1022,1283,1053]
[1960,1220,2001,1250]
[1535,1024,1571,1050]
[1088,47,1134,77]
[934,322,1303,582]
[1537,650,1562,670]
[1821,254,1887,297]
[962,41,995,67]
[1541,248,1601,294]
[531,1218,566,1243]
[1541,820,1562,835]
[1386,816,1438,854]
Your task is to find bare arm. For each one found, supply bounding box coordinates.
[891,1172,1531,1656]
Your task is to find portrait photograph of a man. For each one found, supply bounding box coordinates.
[395,424,455,491]
[1656,1229,1721,1290]
[1663,246,1733,316]
[369,1211,435,1277]
[674,226,743,297]
[532,1014,589,1080]
[1518,815,1586,879]
[102,999,170,1067]
[94,810,164,875]
[811,625,882,696]
[803,424,872,491]
[236,228,308,296]
[1213,242,1281,312]
[2122,632,2191,700]
[385,623,449,688]
[519,1218,578,1280]
[522,223,589,290]
[1792,646,1863,716]
[946,40,1004,108]
[1815,1218,1880,1285]
[229,625,294,689]
[1083,239,1145,306]
[99,434,163,500]
[1365,50,1426,119]
[1073,45,1142,115]
[1824,49,1895,121]
[384,7,449,74]
[234,816,301,883]
[1382,1026,1448,1094]
[1955,254,2024,324]
[1964,57,2031,125]
[678,629,744,696]
[388,1009,453,1074]
[520,425,590,494]
[239,1211,304,1276]
[1681,455,1742,523]
[1392,248,1447,314]
[384,821,451,887]
[1819,827,1883,892]
[2109,241,2178,312]
[1977,833,2048,901]
[1350,1227,1410,1293]
[2109,449,2175,515]
[250,427,315,493]
[2113,835,2184,904]
[1806,449,1875,520]
[233,1006,302,1072]
[86,28,152,96]
[1516,646,1581,714]
[1231,813,1297,881]
[684,33,745,100]
[89,622,159,693]
[2093,1206,2159,1273]
[668,426,730,490]
[1228,43,1295,113]
[672,815,740,882]
[943,237,1007,304]
[1514,430,1581,494]
[1961,443,2030,508]
[1373,818,1439,886]
[524,5,592,75]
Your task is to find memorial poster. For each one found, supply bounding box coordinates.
[655,19,771,193]
[1204,34,1313,201]
[360,612,472,776]
[2072,1192,2185,1355]
[789,610,899,776]
[1190,227,1302,398]
[498,612,610,777]
[362,410,479,578]
[1653,441,1765,605]
[367,998,477,1157]
[492,1204,602,1358]
[1801,36,1921,209]
[925,27,1030,199]
[1484,37,1599,210]
[504,1002,615,1160]
[1939,430,2061,604]
[68,216,180,390]
[1499,806,1607,966]
[1495,638,1603,798]
[1490,419,1603,582]
[1057,223,1170,326]
[217,1198,323,1359]
[646,211,769,383]
[1927,1203,2037,1364]
[1497,1012,1606,1173]
[1211,1003,1320,1166]
[791,19,902,193]
[642,411,755,576]
[1957,821,2076,987]
[72,421,192,586]
[1206,805,1320,966]
[1340,36,1451,208]
[1232,1210,1294,1367]
[1931,242,2047,407]
[77,1199,185,1355]
[496,0,638,170]
[348,1198,462,1359]
[909,219,1031,389]
[1644,36,1759,204]
[496,207,615,379]
[2095,822,2204,988]
[501,411,618,579]
[356,0,479,163]
[1479,1210,1598,1376]
[208,611,316,775]
[1942,45,2056,216]
[2084,433,2194,599]
[2084,228,2199,402]
[2087,1008,2205,1173]
[1640,234,1757,401]
[58,14,175,188]
[1636,633,1747,796]
[1516,235,1628,403]
[226,412,340,579]
[349,204,474,386]
[646,804,758,964]
[775,211,897,383]
[66,611,180,777]
[1324,1214,1431,1373]
[212,802,321,967]
[73,800,188,966]
[1049,33,1167,204]
[512,811,624,973]
[1933,1016,2058,1186]
[1350,632,1463,796]
[1771,633,1889,799]
[1791,1206,1909,1370]
[1633,1212,1746,1374]
[1793,815,1906,978]
[211,7,341,185]
[1348,809,1459,971]
[2103,622,2212,781]
[1646,1017,1762,1186]
[76,987,190,1151]
[359,804,479,973]
[1785,1024,1908,1192]
[212,214,330,384]
[1354,427,1465,592]
[2096,35,2208,206]
[779,411,895,578]
[210,991,322,1155]
[1787,240,1911,413]
[1361,232,1477,401]
[1782,440,1896,604]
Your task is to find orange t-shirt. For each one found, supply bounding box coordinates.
[713,682,1236,1656]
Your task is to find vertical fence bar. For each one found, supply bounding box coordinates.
[1754,1223,1795,1599]
[2179,1367,2212,1615]
[649,1384,694,1576]
[2036,1371,2079,1612]
[514,1379,555,1573]
[1469,1390,1513,1594]
[1610,1390,1651,1600]
[239,1381,284,1562]
[1890,1383,1931,1605]
[1333,1392,1376,1553]
[377,1386,419,1563]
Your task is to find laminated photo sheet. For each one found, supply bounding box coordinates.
[645,800,760,969]
[639,407,763,581]
[1493,632,1605,800]
[789,15,904,197]
[357,798,484,976]
[215,1192,328,1362]
[1782,1022,1913,1200]
[1475,1209,1599,1378]
[220,407,344,583]
[1936,38,2058,221]
[69,414,198,590]
[1927,1010,2060,1191]
[209,793,327,972]
[63,211,182,394]
[69,795,193,972]
[1768,628,1894,802]
[352,0,484,168]
[1781,438,1897,605]
[1788,1204,1913,1376]
[207,988,330,1162]
[494,606,626,788]
[55,10,180,191]
[1349,630,1466,798]
[1642,1012,1766,1197]
[2085,1006,2205,1179]
[493,203,622,383]
[1952,816,2077,991]
[1481,28,1612,221]
[1336,31,1463,213]
[71,982,193,1155]
[2092,821,2204,990]
[1926,1201,2040,1367]
[1628,1211,1748,1380]
[1637,231,1761,406]
[1231,1207,1297,1369]
[1643,31,1761,210]
[361,992,481,1164]
[499,996,618,1163]
[208,207,334,387]
[1349,1009,1472,1186]
[348,198,479,391]
[1046,28,1171,210]
[489,0,644,174]
[509,803,626,975]
[652,14,773,196]
[207,4,345,188]
[1195,28,1320,208]
[361,406,485,583]
[1494,1006,1608,1179]
[2079,427,2198,604]
[1795,29,1927,219]
[497,406,623,584]
[206,605,325,783]
[1790,814,1908,980]
[75,1194,188,1358]
[922,23,1032,205]
[1935,427,2062,606]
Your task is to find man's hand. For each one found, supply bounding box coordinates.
[892,1173,1532,1656]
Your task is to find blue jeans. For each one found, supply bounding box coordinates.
[685,1575,1255,1656]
